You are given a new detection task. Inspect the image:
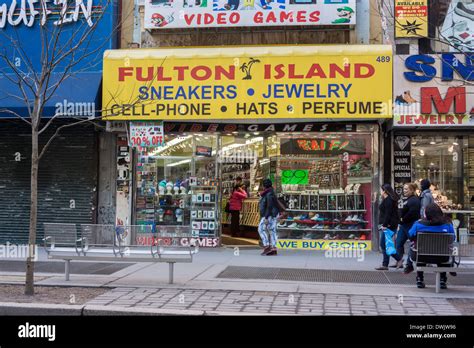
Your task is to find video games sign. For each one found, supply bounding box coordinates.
[144,0,356,29]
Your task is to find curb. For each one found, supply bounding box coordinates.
[0,302,83,316]
[82,305,204,316]
[0,302,206,316]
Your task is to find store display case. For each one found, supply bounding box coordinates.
[272,154,373,241]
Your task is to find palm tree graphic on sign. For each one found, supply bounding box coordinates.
[240,58,260,80]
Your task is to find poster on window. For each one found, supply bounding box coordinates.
[395,0,428,38]
[144,0,356,29]
[129,122,165,147]
[424,0,474,52]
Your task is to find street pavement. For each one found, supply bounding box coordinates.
[1,247,473,315]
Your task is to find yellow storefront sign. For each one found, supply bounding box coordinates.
[277,239,371,251]
[102,45,392,120]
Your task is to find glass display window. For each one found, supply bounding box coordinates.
[272,132,374,242]
[411,135,469,210]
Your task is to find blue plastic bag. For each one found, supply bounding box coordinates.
[384,228,397,255]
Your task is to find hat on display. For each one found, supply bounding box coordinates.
[159,180,167,187]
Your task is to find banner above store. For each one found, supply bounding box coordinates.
[102,45,392,121]
[394,53,474,127]
[144,0,356,29]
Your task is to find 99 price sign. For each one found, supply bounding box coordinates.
[281,170,309,185]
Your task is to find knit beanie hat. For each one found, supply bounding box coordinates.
[421,179,431,191]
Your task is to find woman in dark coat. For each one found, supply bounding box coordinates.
[376,184,404,270]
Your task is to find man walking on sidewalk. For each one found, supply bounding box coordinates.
[258,179,279,256]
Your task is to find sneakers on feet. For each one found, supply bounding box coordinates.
[266,248,277,256]
[261,246,271,256]
[404,264,414,274]
[375,265,389,271]
[440,280,447,289]
[416,279,426,289]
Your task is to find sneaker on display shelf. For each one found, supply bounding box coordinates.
[303,232,316,240]
[277,221,287,228]
[348,234,356,239]
[287,223,299,229]
[311,214,320,221]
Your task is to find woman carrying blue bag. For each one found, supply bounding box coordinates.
[376,184,404,270]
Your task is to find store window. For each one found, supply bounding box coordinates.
[134,130,377,247]
[411,135,469,210]
[273,133,375,242]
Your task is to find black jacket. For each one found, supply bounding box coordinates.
[400,195,421,227]
[259,188,279,218]
[379,196,400,231]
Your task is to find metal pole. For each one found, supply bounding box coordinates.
[436,272,440,293]
[169,262,174,284]
[65,260,70,281]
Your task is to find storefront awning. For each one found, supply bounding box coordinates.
[0,72,102,119]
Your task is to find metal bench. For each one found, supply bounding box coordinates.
[413,232,474,293]
[43,223,198,283]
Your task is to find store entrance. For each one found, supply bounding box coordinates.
[219,134,266,246]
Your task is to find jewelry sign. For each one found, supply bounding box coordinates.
[144,0,356,29]
[129,122,165,147]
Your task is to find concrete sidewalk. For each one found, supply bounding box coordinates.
[1,247,473,300]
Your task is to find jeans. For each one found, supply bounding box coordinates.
[397,224,413,267]
[258,216,278,248]
[413,255,451,282]
[380,229,401,267]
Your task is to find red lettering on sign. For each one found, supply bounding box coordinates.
[296,11,306,22]
[229,12,239,24]
[118,67,133,81]
[184,14,194,25]
[190,124,202,132]
[421,87,466,114]
[354,64,375,78]
[207,124,219,132]
[217,12,226,24]
[309,11,320,22]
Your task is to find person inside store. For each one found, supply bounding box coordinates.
[228,182,248,237]
[408,203,456,289]
[420,179,434,219]
[258,179,279,256]
[375,184,404,271]
[399,183,421,274]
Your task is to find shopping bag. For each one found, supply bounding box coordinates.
[384,228,397,255]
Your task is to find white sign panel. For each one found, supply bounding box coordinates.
[394,53,474,127]
[129,122,165,147]
[144,0,356,29]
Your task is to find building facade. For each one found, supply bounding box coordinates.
[102,0,392,251]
